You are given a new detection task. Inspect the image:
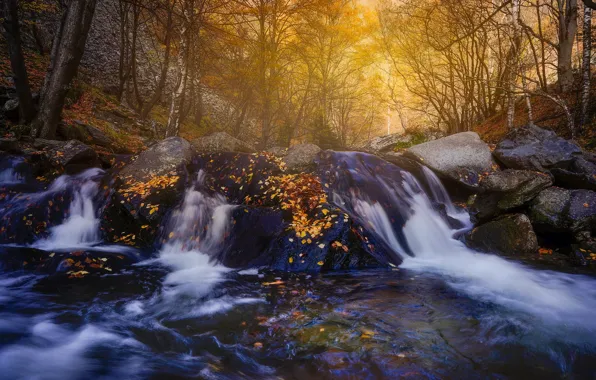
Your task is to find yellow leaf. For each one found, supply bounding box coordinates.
[289,257,294,263]
[317,261,324,266]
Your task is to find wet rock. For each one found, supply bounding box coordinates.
[283,143,322,173]
[471,170,552,222]
[102,137,195,248]
[192,131,255,153]
[551,156,596,191]
[48,140,99,173]
[493,124,582,172]
[466,214,539,255]
[33,139,66,150]
[3,98,19,121]
[363,132,412,154]
[405,132,495,189]
[529,187,596,235]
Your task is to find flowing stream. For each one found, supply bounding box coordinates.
[0,154,595,379]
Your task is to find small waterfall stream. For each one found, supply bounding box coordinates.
[0,153,595,378]
[32,168,104,250]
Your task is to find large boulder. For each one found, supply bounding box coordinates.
[283,143,322,173]
[191,131,255,153]
[363,133,412,154]
[119,137,194,181]
[3,98,19,121]
[529,187,596,236]
[265,146,288,157]
[405,132,495,189]
[102,137,195,248]
[48,139,99,173]
[551,156,596,191]
[493,124,582,172]
[466,214,539,255]
[57,122,114,149]
[470,170,553,222]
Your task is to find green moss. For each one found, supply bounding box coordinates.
[394,130,427,150]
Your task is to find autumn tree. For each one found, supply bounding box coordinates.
[2,0,35,123]
[30,0,99,138]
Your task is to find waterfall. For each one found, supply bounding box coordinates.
[0,157,25,185]
[32,169,104,250]
[322,152,596,332]
[137,171,262,318]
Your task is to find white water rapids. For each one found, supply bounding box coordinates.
[350,166,596,334]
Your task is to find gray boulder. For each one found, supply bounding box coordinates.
[364,133,412,154]
[57,121,114,149]
[265,146,289,157]
[466,214,539,255]
[283,143,322,173]
[103,137,195,249]
[405,132,495,188]
[529,187,596,235]
[493,124,582,172]
[191,131,255,153]
[84,124,113,148]
[471,170,553,222]
[33,139,66,150]
[3,98,19,121]
[49,140,98,171]
[120,136,195,182]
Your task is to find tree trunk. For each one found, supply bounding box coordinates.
[30,0,98,138]
[166,0,194,138]
[580,5,592,128]
[557,0,579,93]
[2,0,35,124]
[507,0,521,130]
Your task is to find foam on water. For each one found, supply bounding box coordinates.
[137,171,262,319]
[348,166,596,337]
[31,168,104,250]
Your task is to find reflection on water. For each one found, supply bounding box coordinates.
[0,267,595,379]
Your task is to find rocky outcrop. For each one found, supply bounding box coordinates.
[551,156,596,191]
[529,187,596,236]
[192,132,255,153]
[58,121,114,149]
[48,140,99,173]
[466,214,539,255]
[470,170,552,222]
[102,137,195,248]
[363,133,412,154]
[493,124,582,172]
[405,132,495,189]
[283,143,322,173]
[120,137,194,181]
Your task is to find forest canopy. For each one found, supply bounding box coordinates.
[1,0,594,149]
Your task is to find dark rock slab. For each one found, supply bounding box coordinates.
[466,214,539,255]
[493,124,582,172]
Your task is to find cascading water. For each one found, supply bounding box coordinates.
[1,153,596,378]
[321,151,596,340]
[0,156,25,185]
[32,168,104,250]
[136,171,260,319]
